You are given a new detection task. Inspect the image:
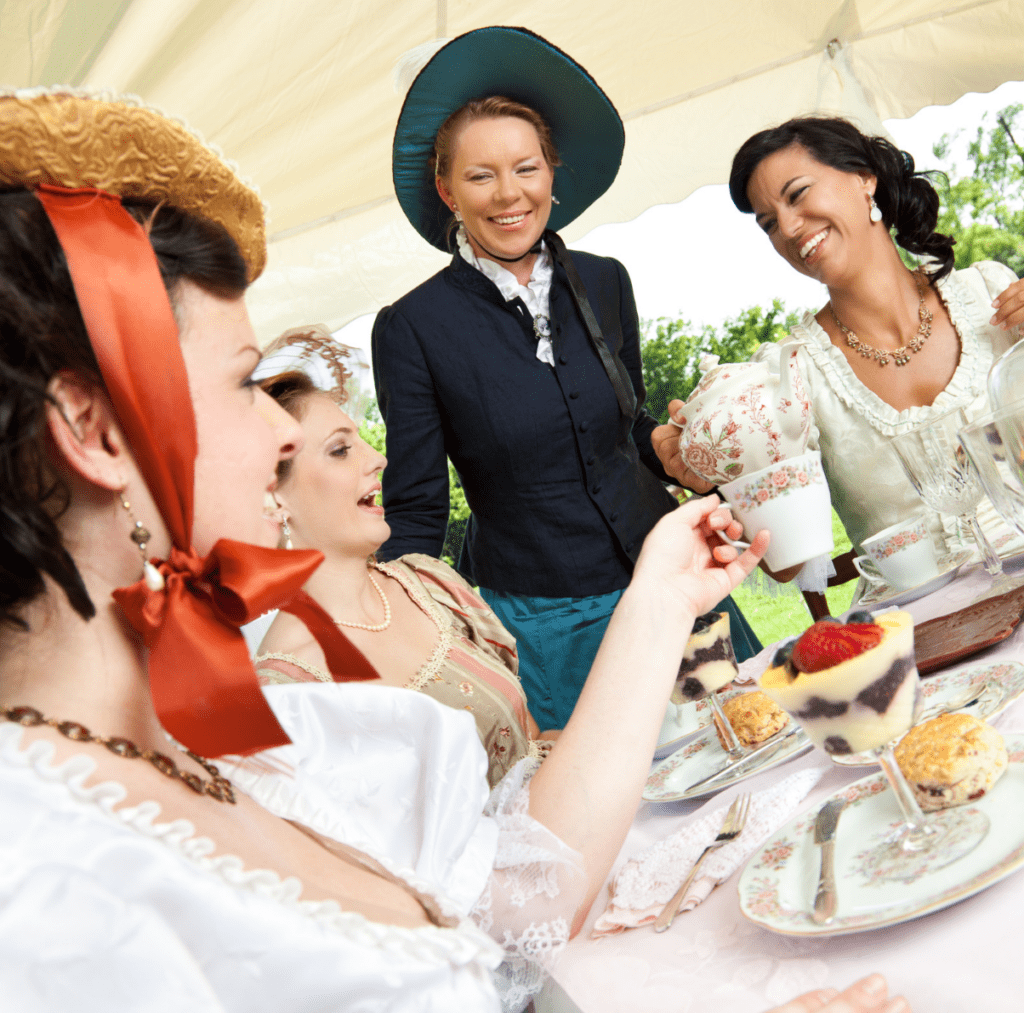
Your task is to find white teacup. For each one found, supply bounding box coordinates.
[717,450,834,572]
[853,516,938,590]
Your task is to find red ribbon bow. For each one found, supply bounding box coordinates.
[37,184,379,757]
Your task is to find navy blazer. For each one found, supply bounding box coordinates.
[372,246,676,597]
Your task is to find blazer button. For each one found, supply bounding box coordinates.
[587,456,595,466]
[579,421,589,432]
[569,391,579,399]
[610,511,619,522]
[559,354,568,365]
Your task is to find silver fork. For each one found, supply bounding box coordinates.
[654,792,751,933]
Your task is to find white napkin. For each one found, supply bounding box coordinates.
[592,767,824,936]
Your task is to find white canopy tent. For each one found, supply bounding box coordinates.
[4,0,1023,340]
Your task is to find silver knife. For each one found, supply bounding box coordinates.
[812,799,845,925]
[682,724,803,795]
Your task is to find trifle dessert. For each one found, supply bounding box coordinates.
[671,610,738,704]
[759,611,918,755]
[762,611,990,879]
[672,610,744,755]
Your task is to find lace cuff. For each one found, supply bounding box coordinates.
[469,757,587,1012]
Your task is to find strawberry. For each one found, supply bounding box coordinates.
[790,620,884,674]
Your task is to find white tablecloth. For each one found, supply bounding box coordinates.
[544,563,1024,1013]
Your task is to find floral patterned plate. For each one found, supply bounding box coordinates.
[646,711,812,800]
[738,732,1024,936]
[830,660,1024,766]
[855,550,973,608]
[654,685,747,760]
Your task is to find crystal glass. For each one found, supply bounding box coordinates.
[890,407,1003,575]
[959,399,1024,541]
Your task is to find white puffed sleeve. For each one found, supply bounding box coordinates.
[246,685,587,1013]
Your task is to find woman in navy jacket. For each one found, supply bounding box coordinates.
[373,28,759,728]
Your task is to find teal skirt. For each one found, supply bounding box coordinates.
[479,589,760,731]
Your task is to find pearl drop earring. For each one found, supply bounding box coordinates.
[119,490,165,591]
[868,196,883,223]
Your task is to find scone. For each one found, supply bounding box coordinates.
[759,611,918,755]
[895,712,1008,811]
[715,691,789,749]
[671,610,738,704]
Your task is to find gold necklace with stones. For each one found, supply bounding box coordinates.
[829,270,933,367]
[1,705,236,803]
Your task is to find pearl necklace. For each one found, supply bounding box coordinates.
[0,705,235,803]
[333,569,392,632]
[829,271,933,367]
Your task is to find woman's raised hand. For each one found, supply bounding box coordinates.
[990,276,1024,331]
[768,974,908,1013]
[632,494,768,621]
[651,399,717,494]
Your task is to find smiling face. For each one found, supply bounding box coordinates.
[177,283,304,554]
[746,143,877,285]
[439,115,555,263]
[275,394,389,559]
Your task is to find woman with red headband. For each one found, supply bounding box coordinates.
[0,91,905,1013]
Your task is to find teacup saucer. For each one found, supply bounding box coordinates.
[854,549,973,609]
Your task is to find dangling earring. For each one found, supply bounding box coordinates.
[452,204,462,222]
[551,194,560,205]
[868,196,883,223]
[279,516,294,550]
[119,490,165,591]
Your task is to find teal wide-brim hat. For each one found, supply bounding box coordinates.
[393,26,625,251]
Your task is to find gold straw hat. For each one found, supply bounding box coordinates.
[0,89,266,279]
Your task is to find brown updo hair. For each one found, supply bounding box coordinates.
[0,190,248,630]
[260,370,321,486]
[430,95,563,182]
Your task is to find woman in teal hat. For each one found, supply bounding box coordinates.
[372,27,760,730]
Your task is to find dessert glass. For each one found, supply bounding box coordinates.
[759,616,989,882]
[673,613,743,758]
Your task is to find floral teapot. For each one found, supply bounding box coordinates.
[672,350,812,484]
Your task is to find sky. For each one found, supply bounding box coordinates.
[335,78,1024,393]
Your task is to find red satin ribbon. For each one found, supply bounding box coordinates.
[37,185,379,757]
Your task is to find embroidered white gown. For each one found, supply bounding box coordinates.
[749,261,1022,554]
[0,684,583,1012]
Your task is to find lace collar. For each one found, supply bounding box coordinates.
[787,268,987,437]
[456,227,555,366]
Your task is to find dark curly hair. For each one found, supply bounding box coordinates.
[728,116,955,282]
[0,189,248,630]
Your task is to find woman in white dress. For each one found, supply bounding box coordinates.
[654,116,1024,576]
[0,92,906,1013]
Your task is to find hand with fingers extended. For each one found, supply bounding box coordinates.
[990,276,1024,332]
[769,974,909,1013]
[651,399,717,494]
[631,494,769,620]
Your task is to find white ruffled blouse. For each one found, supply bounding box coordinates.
[0,684,583,1012]
[456,228,555,366]
[749,261,1022,553]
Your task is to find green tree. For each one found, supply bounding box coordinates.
[931,103,1024,276]
[360,400,470,566]
[641,300,800,422]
